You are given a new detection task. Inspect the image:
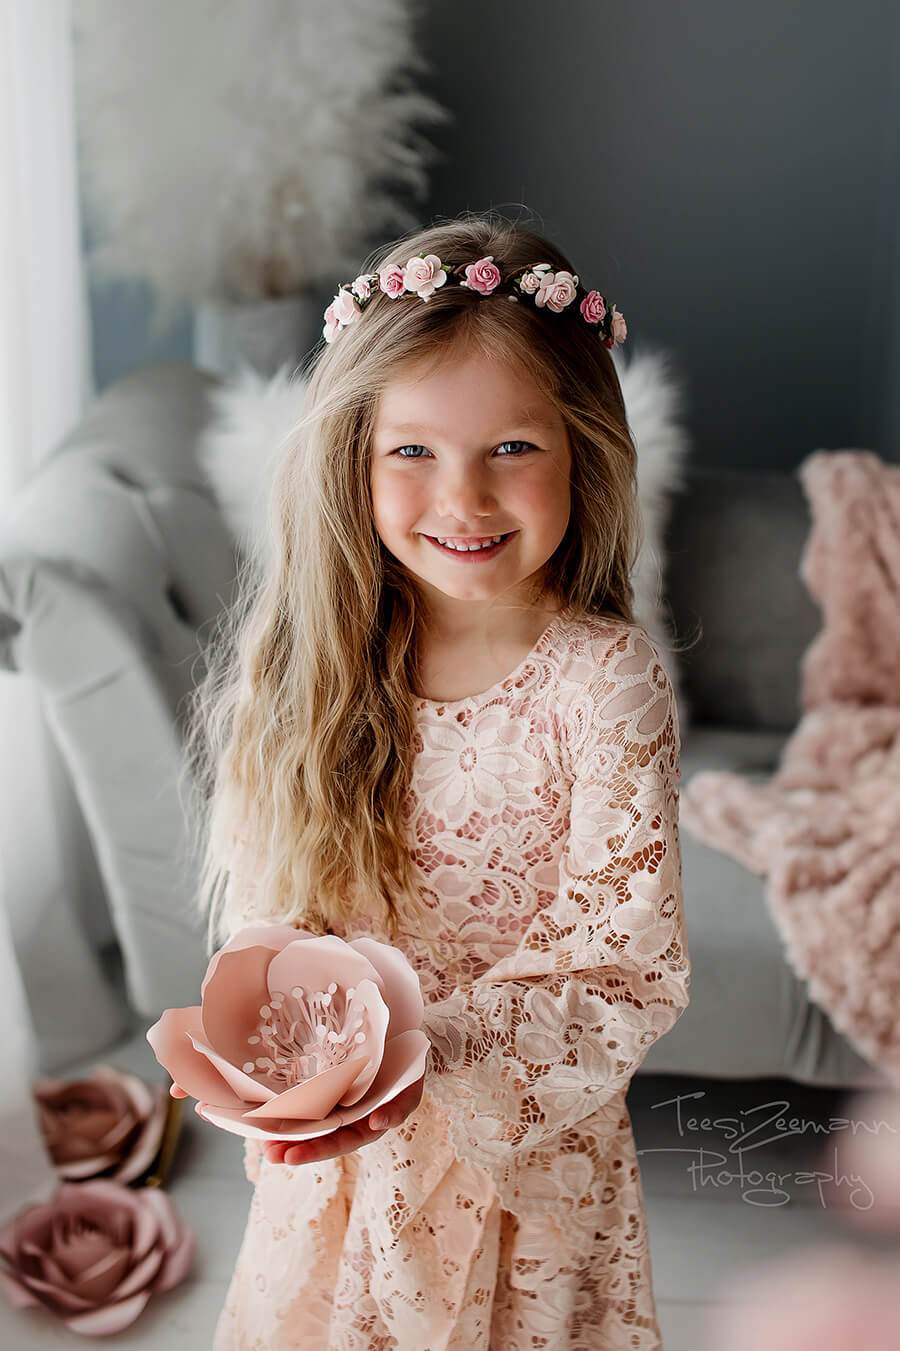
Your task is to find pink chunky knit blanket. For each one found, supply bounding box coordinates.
[679,450,900,1086]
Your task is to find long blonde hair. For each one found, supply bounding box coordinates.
[181,209,642,954]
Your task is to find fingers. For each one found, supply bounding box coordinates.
[367,1072,426,1132]
[259,1074,428,1167]
[169,1084,189,1099]
[264,1121,387,1166]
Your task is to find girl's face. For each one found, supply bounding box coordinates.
[370,348,572,634]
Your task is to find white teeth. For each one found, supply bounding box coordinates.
[436,534,506,551]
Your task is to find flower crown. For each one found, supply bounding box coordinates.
[322,253,627,349]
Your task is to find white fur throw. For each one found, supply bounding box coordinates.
[196,345,691,714]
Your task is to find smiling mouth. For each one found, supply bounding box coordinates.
[422,531,517,558]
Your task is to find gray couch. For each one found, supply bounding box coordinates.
[0,360,885,1092]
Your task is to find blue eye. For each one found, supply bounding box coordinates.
[391,441,534,460]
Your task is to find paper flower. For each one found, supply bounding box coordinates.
[0,1179,194,1336]
[33,1066,169,1184]
[146,924,430,1142]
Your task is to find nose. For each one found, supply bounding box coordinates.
[433,464,499,526]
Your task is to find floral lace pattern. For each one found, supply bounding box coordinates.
[214,619,690,1350]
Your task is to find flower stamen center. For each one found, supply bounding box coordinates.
[241,983,367,1089]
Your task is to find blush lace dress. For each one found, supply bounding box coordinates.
[213,613,691,1350]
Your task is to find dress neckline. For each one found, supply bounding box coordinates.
[414,606,572,710]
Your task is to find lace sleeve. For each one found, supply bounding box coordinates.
[242,1137,264,1183]
[421,627,691,1171]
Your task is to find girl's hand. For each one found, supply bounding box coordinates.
[169,1083,189,1098]
[263,1072,426,1167]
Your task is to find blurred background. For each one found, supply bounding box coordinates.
[1,1,899,1346]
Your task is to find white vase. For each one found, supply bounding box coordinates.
[193,291,323,379]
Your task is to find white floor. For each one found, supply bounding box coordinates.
[2,1022,858,1348]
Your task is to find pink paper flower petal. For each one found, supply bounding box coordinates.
[152,1221,195,1295]
[243,1053,369,1120]
[195,1101,346,1141]
[187,1033,276,1103]
[1,1203,54,1258]
[111,1087,169,1182]
[106,1245,164,1302]
[71,1247,135,1303]
[264,936,385,1007]
[65,1289,152,1336]
[136,1188,178,1250]
[348,936,425,1039]
[0,1267,39,1308]
[146,1007,245,1110]
[327,1028,431,1129]
[335,979,389,1106]
[19,1271,93,1310]
[130,1195,163,1264]
[56,1154,120,1180]
[200,923,310,1000]
[199,946,275,1067]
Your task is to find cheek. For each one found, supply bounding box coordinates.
[518,473,570,532]
[371,470,423,533]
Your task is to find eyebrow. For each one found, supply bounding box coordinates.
[378,410,558,437]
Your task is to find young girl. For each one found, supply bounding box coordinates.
[183,211,691,1350]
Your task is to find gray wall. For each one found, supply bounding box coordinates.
[83,0,900,469]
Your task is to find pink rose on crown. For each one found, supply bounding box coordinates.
[461,255,502,296]
[610,305,627,344]
[322,286,363,343]
[378,262,407,298]
[534,269,580,313]
[580,290,607,325]
[350,273,374,300]
[146,924,430,1143]
[402,253,447,300]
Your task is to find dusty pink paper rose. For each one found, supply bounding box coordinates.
[33,1065,169,1185]
[350,273,373,300]
[322,286,362,343]
[401,253,447,300]
[609,304,627,345]
[378,262,407,297]
[517,266,547,295]
[534,268,580,313]
[0,1179,194,1336]
[146,924,431,1143]
[462,255,502,295]
[322,300,342,343]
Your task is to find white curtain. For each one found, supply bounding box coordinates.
[0,0,127,1224]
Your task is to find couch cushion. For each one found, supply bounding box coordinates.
[642,725,890,1091]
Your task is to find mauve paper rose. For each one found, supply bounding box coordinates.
[534,268,580,313]
[146,924,431,1143]
[517,271,541,295]
[33,1066,169,1185]
[0,1179,194,1337]
[610,304,627,345]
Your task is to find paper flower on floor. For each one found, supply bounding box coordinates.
[33,1066,169,1184]
[0,1180,194,1336]
[146,924,430,1142]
